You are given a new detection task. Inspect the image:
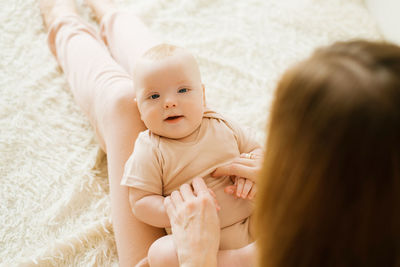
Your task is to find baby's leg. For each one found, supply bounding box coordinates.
[40,1,165,266]
[147,235,179,267]
[87,0,162,75]
[147,235,255,267]
[217,216,256,267]
[217,243,256,267]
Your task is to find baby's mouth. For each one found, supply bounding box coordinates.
[164,115,184,122]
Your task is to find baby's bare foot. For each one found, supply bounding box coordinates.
[39,0,78,30]
[86,0,116,23]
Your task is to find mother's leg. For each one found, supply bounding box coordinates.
[40,1,165,266]
[87,0,162,76]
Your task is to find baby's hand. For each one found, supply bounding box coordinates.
[225,177,256,200]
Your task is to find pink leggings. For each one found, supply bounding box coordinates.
[48,11,165,266]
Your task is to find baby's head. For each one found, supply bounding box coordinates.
[133,44,206,139]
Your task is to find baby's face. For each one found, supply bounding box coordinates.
[134,51,205,139]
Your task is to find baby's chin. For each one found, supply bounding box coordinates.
[159,130,194,140]
[152,127,199,141]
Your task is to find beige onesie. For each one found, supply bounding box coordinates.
[121,110,260,249]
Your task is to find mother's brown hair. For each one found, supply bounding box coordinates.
[256,40,400,267]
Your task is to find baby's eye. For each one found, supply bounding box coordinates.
[150,94,160,99]
[178,88,188,93]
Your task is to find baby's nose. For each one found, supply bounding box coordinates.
[164,99,177,109]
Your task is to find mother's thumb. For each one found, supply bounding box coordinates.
[211,165,231,178]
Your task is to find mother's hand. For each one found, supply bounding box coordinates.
[164,177,220,267]
[212,148,263,199]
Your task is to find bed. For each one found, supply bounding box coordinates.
[0,0,383,265]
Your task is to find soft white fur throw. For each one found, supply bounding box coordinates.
[0,0,382,266]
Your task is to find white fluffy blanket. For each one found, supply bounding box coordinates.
[0,0,382,265]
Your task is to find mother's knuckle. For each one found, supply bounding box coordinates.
[186,200,197,211]
[200,196,212,205]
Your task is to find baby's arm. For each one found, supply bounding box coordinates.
[129,187,170,228]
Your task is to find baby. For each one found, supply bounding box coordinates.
[121,43,261,266]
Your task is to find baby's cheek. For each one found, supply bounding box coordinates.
[141,114,151,126]
[144,110,163,131]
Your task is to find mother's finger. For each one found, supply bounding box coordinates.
[236,157,257,166]
[208,188,221,211]
[164,196,176,219]
[236,177,245,198]
[192,177,211,196]
[212,163,256,182]
[240,152,263,160]
[180,183,195,201]
[241,179,253,199]
[248,186,257,200]
[170,190,184,206]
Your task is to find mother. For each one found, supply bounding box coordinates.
[166,40,400,266]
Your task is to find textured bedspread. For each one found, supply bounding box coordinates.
[0,0,381,265]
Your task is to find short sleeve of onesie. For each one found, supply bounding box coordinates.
[225,118,260,153]
[120,131,163,195]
